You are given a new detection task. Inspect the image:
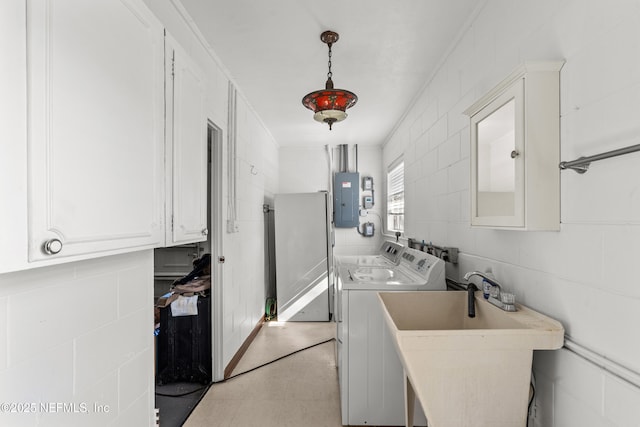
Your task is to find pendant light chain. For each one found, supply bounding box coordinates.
[327,43,333,80]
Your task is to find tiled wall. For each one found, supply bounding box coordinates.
[382,0,640,425]
[0,251,154,426]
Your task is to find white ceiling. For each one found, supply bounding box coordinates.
[179,0,481,147]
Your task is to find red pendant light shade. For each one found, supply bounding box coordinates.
[302,88,358,129]
[302,31,357,130]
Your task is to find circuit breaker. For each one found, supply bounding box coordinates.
[334,172,360,227]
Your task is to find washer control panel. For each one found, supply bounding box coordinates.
[400,247,443,278]
[378,241,405,264]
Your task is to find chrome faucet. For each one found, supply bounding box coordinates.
[463,271,516,312]
[463,271,502,299]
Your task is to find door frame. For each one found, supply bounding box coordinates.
[208,121,224,381]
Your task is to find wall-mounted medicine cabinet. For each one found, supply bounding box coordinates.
[464,61,564,231]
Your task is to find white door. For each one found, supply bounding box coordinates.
[165,35,208,246]
[274,193,330,321]
[27,0,165,261]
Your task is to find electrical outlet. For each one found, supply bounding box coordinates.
[226,220,239,233]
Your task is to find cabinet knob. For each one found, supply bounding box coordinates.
[510,150,520,159]
[43,238,63,255]
[202,228,209,236]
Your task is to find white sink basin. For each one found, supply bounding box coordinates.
[378,291,564,427]
[341,265,429,288]
[351,267,397,281]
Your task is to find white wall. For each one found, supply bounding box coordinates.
[278,145,384,255]
[0,1,279,425]
[1,1,155,425]
[144,0,280,369]
[382,1,640,425]
[0,251,154,427]
[223,95,279,364]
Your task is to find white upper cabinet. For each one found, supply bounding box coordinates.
[465,61,564,231]
[164,35,208,246]
[27,0,165,261]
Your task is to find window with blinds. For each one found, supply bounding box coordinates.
[386,160,404,232]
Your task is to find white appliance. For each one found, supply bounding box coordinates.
[337,245,445,426]
[335,240,404,268]
[274,192,331,321]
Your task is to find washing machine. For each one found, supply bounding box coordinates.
[333,240,404,344]
[336,246,444,426]
[333,239,404,331]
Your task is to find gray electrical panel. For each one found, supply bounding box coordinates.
[334,172,360,227]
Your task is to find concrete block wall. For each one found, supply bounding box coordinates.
[382,1,640,425]
[223,93,280,366]
[0,251,154,427]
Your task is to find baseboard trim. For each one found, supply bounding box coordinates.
[223,315,266,379]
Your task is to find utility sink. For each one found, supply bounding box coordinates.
[378,291,564,427]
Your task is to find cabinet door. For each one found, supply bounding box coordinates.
[27,0,165,261]
[0,0,28,273]
[466,61,562,230]
[470,79,525,227]
[165,36,208,246]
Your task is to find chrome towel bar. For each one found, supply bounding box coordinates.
[559,143,640,173]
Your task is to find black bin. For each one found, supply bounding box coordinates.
[156,295,212,385]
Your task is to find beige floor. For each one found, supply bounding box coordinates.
[184,321,343,427]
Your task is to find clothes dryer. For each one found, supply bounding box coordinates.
[336,247,444,426]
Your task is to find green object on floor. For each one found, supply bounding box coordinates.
[265,298,277,320]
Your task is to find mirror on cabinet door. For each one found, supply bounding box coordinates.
[476,98,516,217]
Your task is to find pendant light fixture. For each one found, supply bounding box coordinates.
[302,31,357,130]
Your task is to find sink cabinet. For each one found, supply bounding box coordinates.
[464,61,563,230]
